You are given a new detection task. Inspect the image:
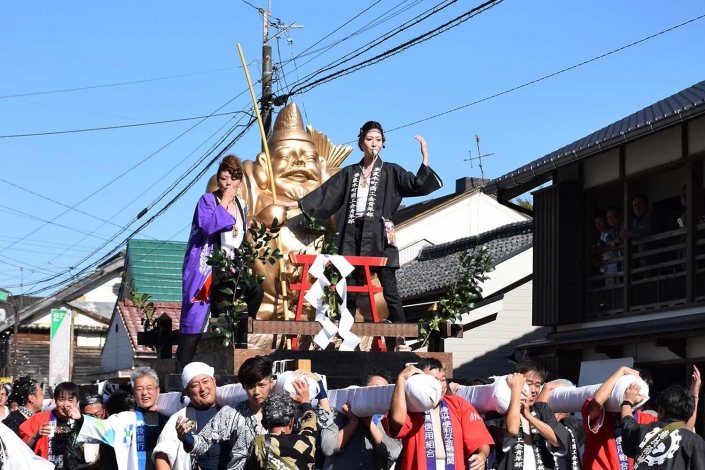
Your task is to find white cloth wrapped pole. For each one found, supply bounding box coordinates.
[304,254,360,351]
[327,374,441,417]
[545,384,601,413]
[272,371,320,399]
[453,375,531,415]
[547,375,650,413]
[328,385,395,417]
[454,384,496,414]
[155,383,248,415]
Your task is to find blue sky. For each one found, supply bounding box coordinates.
[1,0,703,294]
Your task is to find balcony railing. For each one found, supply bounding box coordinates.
[586,223,705,319]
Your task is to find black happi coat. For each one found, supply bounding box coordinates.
[298,157,442,267]
[485,402,570,470]
[620,416,705,470]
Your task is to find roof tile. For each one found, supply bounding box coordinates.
[490,80,705,190]
[117,299,180,355]
[396,220,533,299]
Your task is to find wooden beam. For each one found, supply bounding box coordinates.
[686,160,703,303]
[623,179,632,313]
[247,319,419,338]
[656,338,687,359]
[595,344,624,359]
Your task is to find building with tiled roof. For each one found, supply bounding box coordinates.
[396,220,546,379]
[394,177,530,265]
[485,79,705,391]
[100,239,185,379]
[0,253,123,383]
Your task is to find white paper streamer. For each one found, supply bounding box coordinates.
[304,254,359,351]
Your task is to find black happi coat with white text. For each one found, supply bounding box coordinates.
[620,416,705,470]
[298,157,442,267]
[485,402,571,470]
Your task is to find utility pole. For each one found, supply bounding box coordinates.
[259,0,302,148]
[261,0,273,145]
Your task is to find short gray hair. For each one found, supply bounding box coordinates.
[261,393,298,430]
[130,367,159,389]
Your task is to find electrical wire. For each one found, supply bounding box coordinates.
[0,178,160,238]
[285,0,463,93]
[280,0,421,68]
[286,0,504,98]
[0,67,236,100]
[383,12,705,133]
[0,92,246,258]
[22,118,257,295]
[0,111,248,139]
[283,1,382,62]
[27,110,254,281]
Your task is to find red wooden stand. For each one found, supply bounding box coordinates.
[288,254,388,351]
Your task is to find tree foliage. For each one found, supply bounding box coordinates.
[207,219,283,347]
[419,246,494,347]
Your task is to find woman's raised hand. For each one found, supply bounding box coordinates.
[414,135,428,165]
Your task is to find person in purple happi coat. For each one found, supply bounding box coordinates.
[177,155,264,367]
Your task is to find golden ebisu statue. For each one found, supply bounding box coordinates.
[207,102,389,324]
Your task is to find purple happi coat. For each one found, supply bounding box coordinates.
[180,192,236,334]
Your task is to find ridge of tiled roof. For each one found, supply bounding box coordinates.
[417,220,533,262]
[396,220,533,299]
[488,80,705,193]
[117,299,180,355]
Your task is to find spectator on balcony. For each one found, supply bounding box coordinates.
[677,184,705,228]
[621,195,655,242]
[605,207,624,271]
[594,212,619,283]
[621,195,657,269]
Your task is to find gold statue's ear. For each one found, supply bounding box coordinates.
[206,174,219,193]
[253,152,270,190]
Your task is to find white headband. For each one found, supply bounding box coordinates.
[182,362,215,389]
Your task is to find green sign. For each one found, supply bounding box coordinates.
[50,309,71,386]
[51,309,68,339]
[0,291,8,302]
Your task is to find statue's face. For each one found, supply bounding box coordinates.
[270,140,323,200]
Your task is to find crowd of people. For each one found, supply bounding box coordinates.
[1,359,702,470]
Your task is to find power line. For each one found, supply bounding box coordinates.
[0,178,161,238]
[383,12,705,133]
[36,111,253,273]
[280,0,421,68]
[21,119,257,295]
[285,0,463,94]
[0,67,236,100]
[0,111,248,139]
[5,107,257,292]
[0,204,113,241]
[0,92,245,259]
[286,0,504,98]
[285,1,382,62]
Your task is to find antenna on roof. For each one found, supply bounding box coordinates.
[463,135,495,187]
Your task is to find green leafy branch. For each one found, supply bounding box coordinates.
[419,246,494,347]
[308,214,342,321]
[131,288,157,332]
[207,219,283,347]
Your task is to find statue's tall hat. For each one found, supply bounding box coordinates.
[268,102,313,145]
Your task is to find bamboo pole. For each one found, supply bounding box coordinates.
[237,44,293,340]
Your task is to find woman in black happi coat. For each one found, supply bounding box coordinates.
[284,121,442,323]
